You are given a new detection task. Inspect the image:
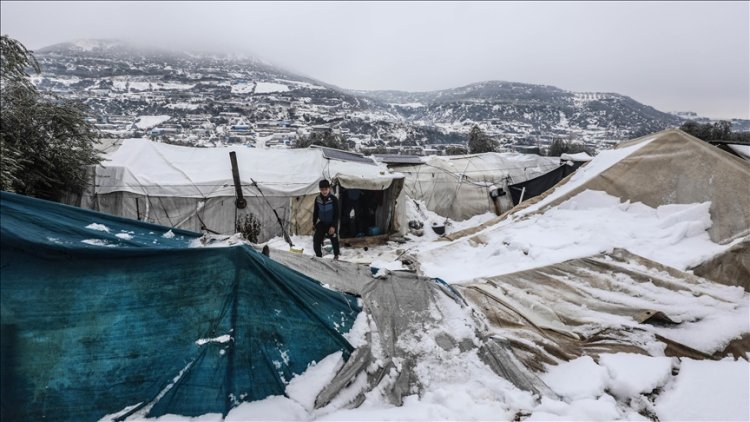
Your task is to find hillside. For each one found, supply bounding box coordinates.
[31,39,686,153]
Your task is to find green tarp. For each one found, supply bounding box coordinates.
[0,191,361,421]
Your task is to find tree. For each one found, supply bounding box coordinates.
[546,138,591,157]
[444,145,468,155]
[293,130,349,151]
[680,120,733,142]
[1,35,100,200]
[467,125,496,154]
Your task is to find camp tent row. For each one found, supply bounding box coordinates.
[71,139,405,243]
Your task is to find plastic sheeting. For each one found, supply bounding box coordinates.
[692,239,750,292]
[455,249,749,371]
[508,161,583,205]
[394,153,560,220]
[268,250,555,406]
[0,192,361,421]
[95,138,401,197]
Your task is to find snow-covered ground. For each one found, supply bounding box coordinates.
[255,82,290,94]
[133,115,171,130]
[156,135,748,421]
[216,188,748,421]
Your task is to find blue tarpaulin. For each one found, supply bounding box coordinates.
[0,191,361,421]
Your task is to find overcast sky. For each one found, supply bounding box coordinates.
[2,1,748,119]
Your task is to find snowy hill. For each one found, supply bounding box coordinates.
[33,39,686,151]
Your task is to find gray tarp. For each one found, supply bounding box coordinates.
[269,250,555,407]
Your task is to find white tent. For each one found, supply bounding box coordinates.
[76,139,405,242]
[384,153,560,220]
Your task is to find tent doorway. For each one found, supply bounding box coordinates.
[339,187,387,242]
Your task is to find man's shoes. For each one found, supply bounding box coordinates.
[333,255,340,261]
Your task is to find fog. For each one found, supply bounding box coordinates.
[2,1,748,119]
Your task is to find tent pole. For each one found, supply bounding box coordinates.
[229,152,247,209]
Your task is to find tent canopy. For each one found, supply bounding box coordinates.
[392,152,560,220]
[1,192,361,421]
[96,138,402,198]
[519,129,750,244]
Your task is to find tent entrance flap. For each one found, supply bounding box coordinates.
[339,187,390,238]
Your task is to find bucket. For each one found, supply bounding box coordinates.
[431,224,445,235]
[367,226,381,236]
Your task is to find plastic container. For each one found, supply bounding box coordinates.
[367,226,381,236]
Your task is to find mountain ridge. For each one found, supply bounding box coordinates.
[31,38,696,151]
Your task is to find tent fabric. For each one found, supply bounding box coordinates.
[453,248,749,372]
[522,129,750,244]
[0,192,361,421]
[393,153,560,220]
[508,161,583,205]
[267,250,555,406]
[96,138,400,197]
[691,238,750,292]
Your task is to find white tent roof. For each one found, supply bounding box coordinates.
[419,152,560,186]
[95,138,402,198]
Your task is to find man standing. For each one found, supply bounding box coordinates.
[313,179,340,260]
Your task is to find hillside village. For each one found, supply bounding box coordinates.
[32,39,749,156]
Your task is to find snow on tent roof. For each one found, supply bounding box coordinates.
[312,145,377,165]
[518,129,750,244]
[454,248,749,370]
[0,191,361,420]
[96,138,402,198]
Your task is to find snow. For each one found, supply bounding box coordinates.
[390,102,425,108]
[418,190,728,283]
[86,223,110,232]
[195,334,232,346]
[162,230,175,239]
[230,82,255,94]
[518,134,657,216]
[655,358,750,421]
[255,82,289,94]
[598,353,674,400]
[133,115,171,130]
[165,102,200,111]
[111,80,195,92]
[541,356,609,400]
[81,239,115,247]
[115,232,134,240]
[246,178,749,421]
[78,129,749,421]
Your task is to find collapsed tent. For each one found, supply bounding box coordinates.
[518,129,750,245]
[71,139,405,243]
[0,192,361,421]
[454,249,749,372]
[691,238,750,292]
[267,249,555,407]
[382,152,560,221]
